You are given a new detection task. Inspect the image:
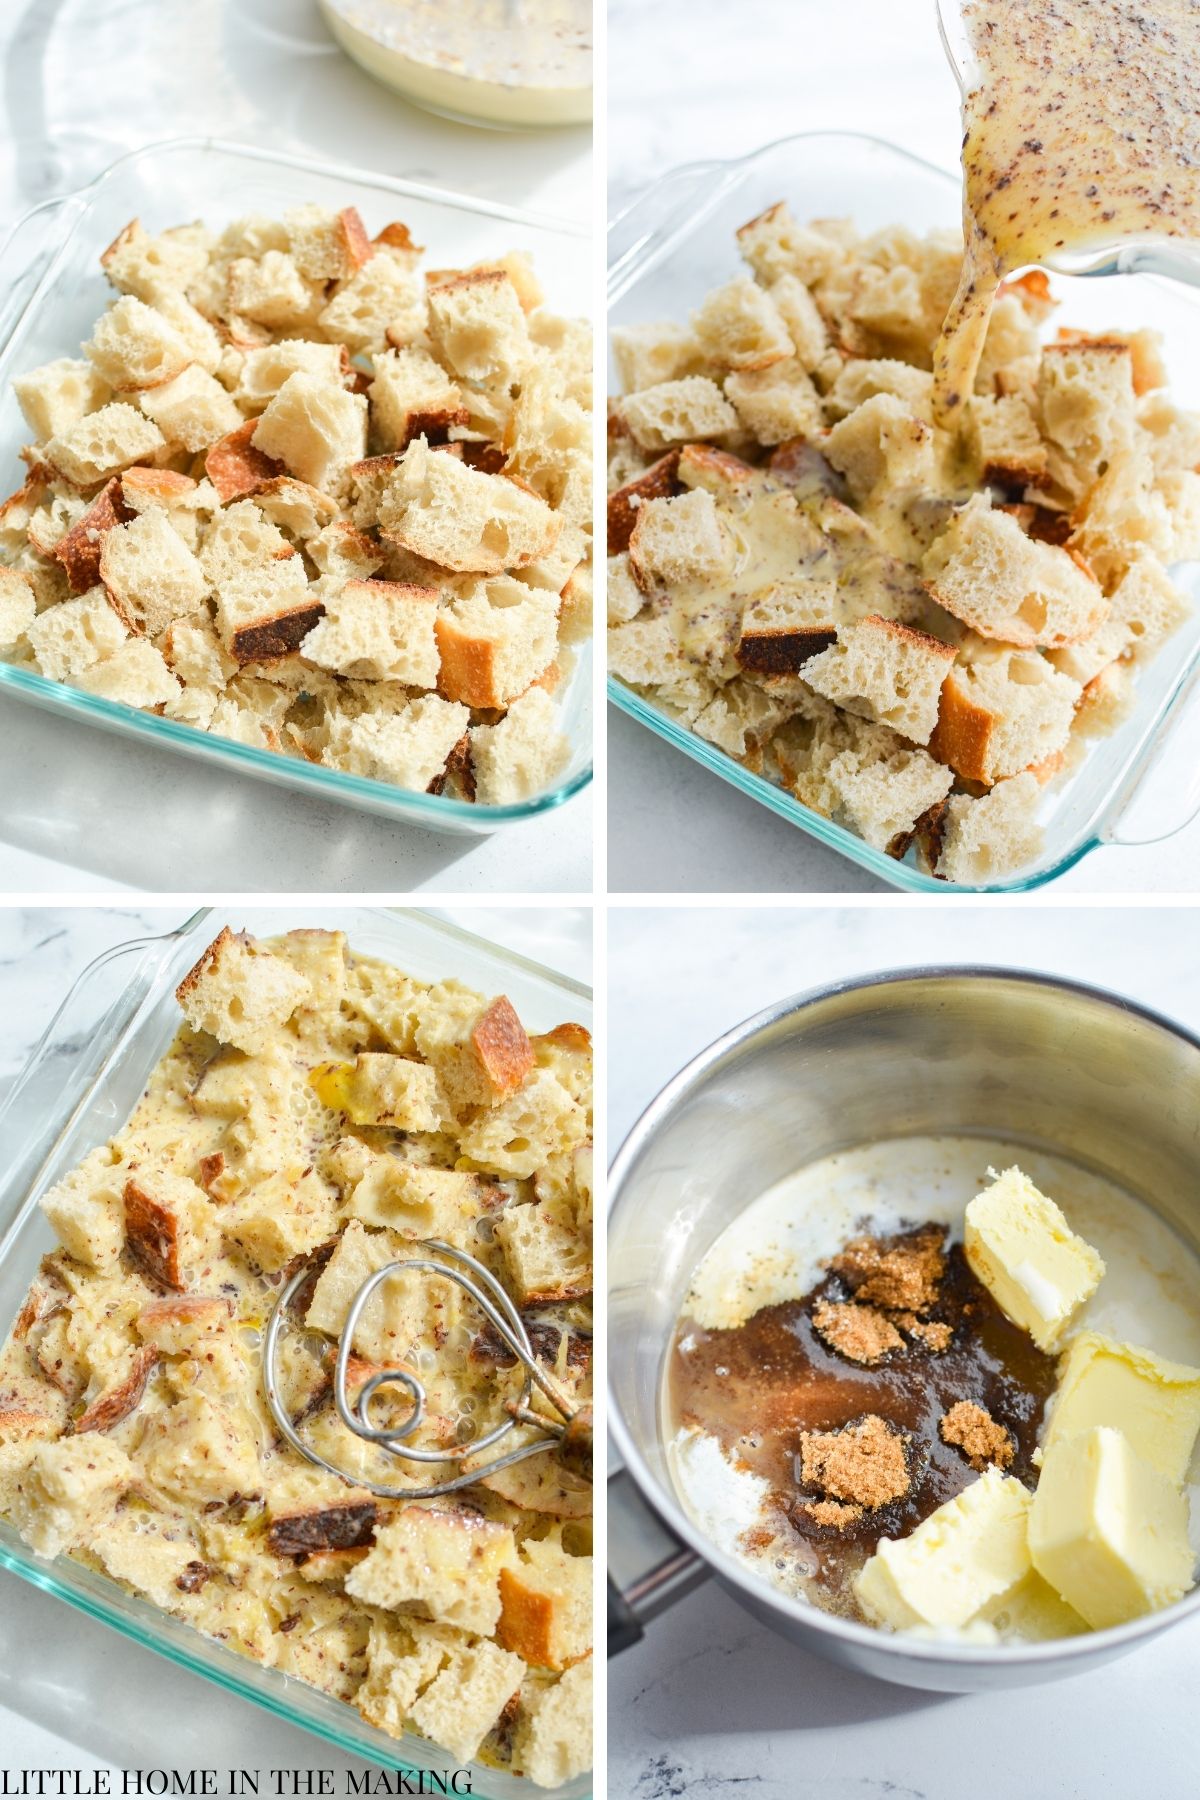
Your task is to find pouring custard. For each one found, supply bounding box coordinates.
[934,0,1200,426]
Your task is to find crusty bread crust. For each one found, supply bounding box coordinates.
[123,1178,186,1291]
[929,675,996,786]
[736,627,836,674]
[53,477,132,593]
[606,450,681,555]
[72,1345,158,1435]
[230,601,325,666]
[471,996,535,1099]
[206,419,285,504]
[176,924,236,1005]
[267,1499,378,1558]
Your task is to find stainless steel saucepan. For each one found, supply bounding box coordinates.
[607,967,1200,1691]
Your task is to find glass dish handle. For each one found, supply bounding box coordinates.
[1105,676,1200,849]
[607,159,736,303]
[0,923,186,1244]
[0,193,84,361]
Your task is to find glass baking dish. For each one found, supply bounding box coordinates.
[0,138,593,837]
[0,905,592,1799]
[607,131,1200,892]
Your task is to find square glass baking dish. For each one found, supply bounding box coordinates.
[0,138,592,837]
[607,131,1200,892]
[0,905,592,1799]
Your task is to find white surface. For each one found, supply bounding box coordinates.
[0,903,590,1777]
[607,0,1200,895]
[608,904,1200,1799]
[0,0,592,896]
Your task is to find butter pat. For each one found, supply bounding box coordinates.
[980,1571,1089,1642]
[1044,1330,1200,1484]
[1029,1426,1194,1629]
[964,1166,1105,1350]
[853,1467,1031,1631]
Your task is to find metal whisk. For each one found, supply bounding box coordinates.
[263,1238,592,1500]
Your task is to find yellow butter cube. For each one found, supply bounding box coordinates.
[964,1167,1105,1350]
[1044,1331,1200,1485]
[1029,1426,1195,1630]
[854,1467,1032,1631]
[980,1571,1089,1641]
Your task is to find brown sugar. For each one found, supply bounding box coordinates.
[900,1316,953,1352]
[939,1399,1014,1471]
[811,1298,903,1365]
[829,1225,946,1314]
[798,1413,911,1509]
[799,1498,864,1529]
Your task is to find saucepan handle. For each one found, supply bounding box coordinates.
[607,1465,709,1656]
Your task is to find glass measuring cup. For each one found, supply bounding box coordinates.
[937,0,1200,285]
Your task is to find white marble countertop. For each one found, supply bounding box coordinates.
[608,904,1200,1798]
[607,0,1200,895]
[0,903,589,1781]
[0,0,592,896]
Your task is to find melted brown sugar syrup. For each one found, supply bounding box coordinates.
[669,1225,1057,1603]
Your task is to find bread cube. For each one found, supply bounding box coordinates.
[1038,341,1136,480]
[0,567,36,653]
[368,346,465,452]
[39,1145,127,1270]
[435,579,558,708]
[76,638,181,708]
[514,1658,593,1788]
[101,218,212,300]
[620,376,739,452]
[768,273,831,372]
[227,250,322,331]
[214,559,322,665]
[93,1515,205,1609]
[375,439,560,574]
[199,497,290,583]
[498,1530,591,1669]
[470,687,571,805]
[427,270,529,382]
[50,478,133,593]
[935,771,1045,886]
[415,991,534,1114]
[924,498,1107,649]
[825,392,936,504]
[736,201,846,286]
[136,1294,234,1354]
[220,1168,338,1273]
[493,1198,591,1303]
[285,204,374,281]
[251,373,367,497]
[307,518,384,582]
[84,296,193,391]
[301,577,439,684]
[408,1640,526,1763]
[345,1162,488,1243]
[611,321,702,396]
[140,1393,261,1506]
[725,359,823,445]
[825,358,933,422]
[14,357,110,442]
[323,695,471,791]
[461,1067,584,1181]
[99,509,207,637]
[27,587,128,682]
[138,364,242,453]
[692,276,793,373]
[307,1219,465,1364]
[346,1506,517,1636]
[123,1169,212,1291]
[237,344,346,418]
[931,645,1080,785]
[318,255,426,356]
[627,489,733,593]
[8,1436,134,1556]
[177,926,312,1053]
[803,615,956,746]
[828,740,954,855]
[44,403,167,486]
[312,1052,447,1130]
